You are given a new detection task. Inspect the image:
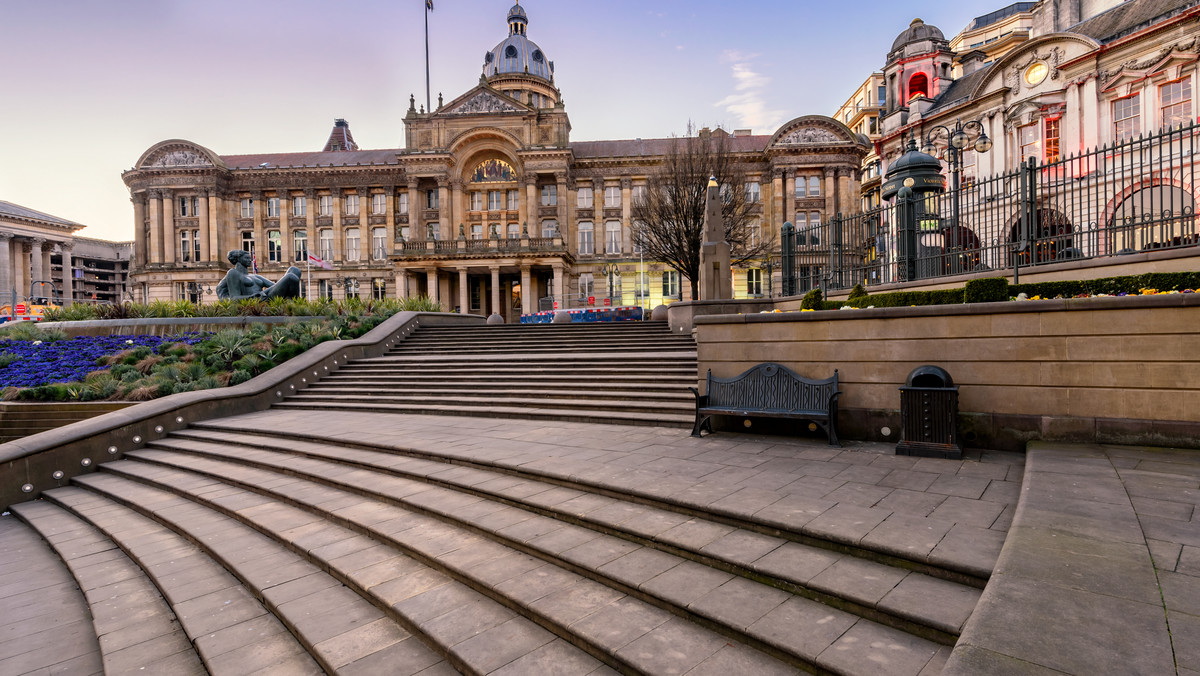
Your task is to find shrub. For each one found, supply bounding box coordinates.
[964,277,1010,304]
[0,352,18,368]
[800,288,824,310]
[847,284,868,301]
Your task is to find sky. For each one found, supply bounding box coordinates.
[0,0,1005,241]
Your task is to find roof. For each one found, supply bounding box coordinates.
[323,119,359,152]
[219,150,401,170]
[571,135,771,159]
[1069,0,1200,43]
[926,67,993,115]
[0,200,84,229]
[966,2,1035,31]
[891,18,948,54]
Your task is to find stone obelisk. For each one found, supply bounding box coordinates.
[699,176,732,300]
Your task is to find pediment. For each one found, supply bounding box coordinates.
[769,115,860,149]
[441,87,529,117]
[973,34,1098,99]
[136,140,224,170]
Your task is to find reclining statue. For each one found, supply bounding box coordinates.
[216,249,302,300]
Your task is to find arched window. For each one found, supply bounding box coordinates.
[1108,184,1197,252]
[908,73,929,101]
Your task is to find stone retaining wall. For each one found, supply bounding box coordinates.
[694,294,1200,451]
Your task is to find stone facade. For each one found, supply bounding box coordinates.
[123,4,868,319]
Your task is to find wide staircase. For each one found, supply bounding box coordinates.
[0,321,985,674]
[276,322,699,428]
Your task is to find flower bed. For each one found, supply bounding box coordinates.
[0,334,206,390]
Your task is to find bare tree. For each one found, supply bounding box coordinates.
[632,125,772,300]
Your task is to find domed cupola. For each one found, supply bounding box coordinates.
[481,2,559,109]
[889,18,947,57]
[483,2,553,83]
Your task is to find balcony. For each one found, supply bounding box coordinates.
[394,236,573,262]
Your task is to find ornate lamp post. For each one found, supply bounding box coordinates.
[920,119,992,233]
[332,275,361,298]
[185,282,214,303]
[600,262,620,305]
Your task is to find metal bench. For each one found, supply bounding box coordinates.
[689,363,840,445]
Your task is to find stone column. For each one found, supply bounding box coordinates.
[357,186,371,262]
[40,242,52,295]
[425,267,439,304]
[250,190,264,264]
[1081,77,1100,152]
[0,233,12,302]
[823,168,836,220]
[198,189,211,263]
[303,189,317,262]
[837,169,853,215]
[551,263,563,303]
[29,238,44,289]
[490,266,501,316]
[624,176,633,255]
[147,189,162,264]
[438,177,451,242]
[525,175,538,235]
[407,179,421,239]
[395,269,408,299]
[330,188,343,262]
[18,241,32,301]
[781,170,793,226]
[131,193,147,269]
[161,190,175,264]
[385,185,396,253]
[451,179,465,242]
[520,264,532,316]
[458,267,469,314]
[61,241,74,304]
[557,172,569,237]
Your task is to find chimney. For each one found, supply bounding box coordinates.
[960,50,988,76]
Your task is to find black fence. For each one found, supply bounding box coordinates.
[783,121,1200,294]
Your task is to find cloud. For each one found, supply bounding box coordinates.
[715,50,785,132]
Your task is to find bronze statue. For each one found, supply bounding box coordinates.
[216,250,301,300]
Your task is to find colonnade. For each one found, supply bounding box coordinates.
[0,232,74,304]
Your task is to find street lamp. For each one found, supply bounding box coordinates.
[600,262,620,305]
[920,119,992,233]
[185,282,214,303]
[332,275,361,298]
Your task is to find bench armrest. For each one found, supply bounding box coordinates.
[688,386,709,408]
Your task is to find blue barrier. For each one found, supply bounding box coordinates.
[519,306,644,324]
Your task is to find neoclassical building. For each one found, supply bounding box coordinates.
[1,201,84,307]
[123,3,868,319]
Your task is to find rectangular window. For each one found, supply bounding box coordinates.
[471,224,483,240]
[632,221,645,255]
[372,278,386,300]
[180,231,192,262]
[470,191,483,211]
[266,197,279,218]
[1044,118,1060,163]
[318,195,332,217]
[293,196,307,217]
[240,231,255,257]
[542,219,558,238]
[540,185,557,206]
[1019,123,1040,161]
[662,270,679,299]
[507,223,520,239]
[345,228,361,262]
[577,187,593,208]
[747,219,761,247]
[178,196,198,217]
[634,271,649,298]
[632,185,647,205]
[809,176,821,197]
[488,190,502,211]
[319,279,333,300]
[293,229,307,262]
[795,178,807,198]
[397,192,408,215]
[1162,79,1192,128]
[1114,93,1140,142]
[267,230,282,263]
[605,220,622,254]
[179,197,189,217]
[371,193,386,215]
[578,221,594,255]
[372,227,387,259]
[319,229,333,259]
[427,223,440,240]
[878,85,886,106]
[344,194,359,215]
[961,148,977,186]
[399,225,410,240]
[240,198,253,219]
[507,189,519,210]
[747,268,763,296]
[578,272,594,299]
[426,189,439,209]
[603,186,621,208]
[744,182,760,203]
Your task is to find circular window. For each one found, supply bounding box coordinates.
[532,50,544,63]
[505,45,518,59]
[1024,62,1049,86]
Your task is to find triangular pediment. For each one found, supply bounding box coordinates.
[768,115,861,149]
[441,87,529,117]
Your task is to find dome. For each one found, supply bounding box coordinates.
[483,3,553,82]
[890,18,946,53]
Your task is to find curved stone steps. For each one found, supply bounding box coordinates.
[305,382,694,396]
[108,444,940,676]
[353,355,697,367]
[164,428,981,638]
[287,390,696,406]
[273,400,697,428]
[43,477,441,675]
[0,514,105,675]
[319,373,696,385]
[8,500,205,675]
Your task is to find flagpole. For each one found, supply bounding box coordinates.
[424,0,432,113]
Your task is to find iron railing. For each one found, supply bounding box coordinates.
[784,121,1200,292]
